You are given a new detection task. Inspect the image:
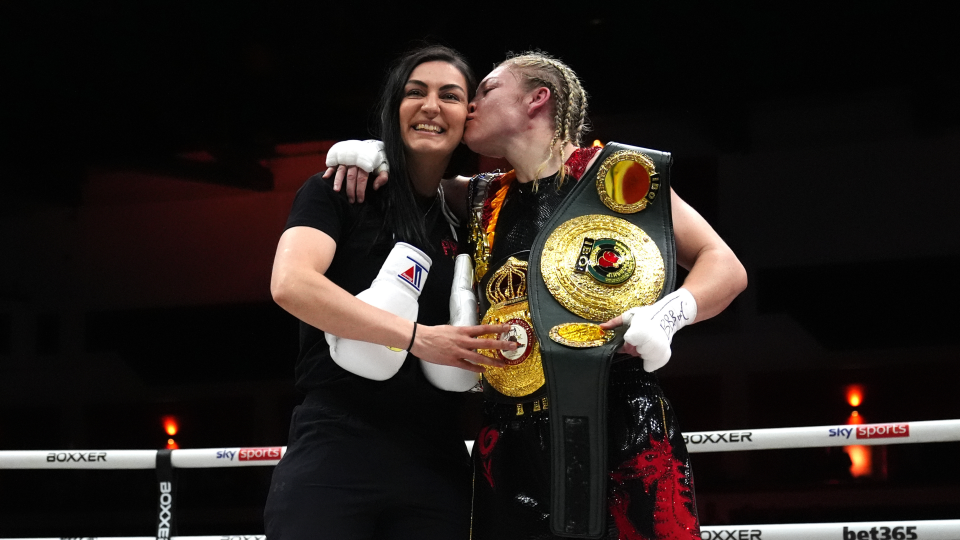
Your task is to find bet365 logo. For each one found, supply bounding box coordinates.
[843,525,917,540]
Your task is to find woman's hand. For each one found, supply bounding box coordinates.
[599,288,698,372]
[321,139,390,203]
[323,165,390,203]
[411,323,516,373]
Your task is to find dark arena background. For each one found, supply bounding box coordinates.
[2,1,959,536]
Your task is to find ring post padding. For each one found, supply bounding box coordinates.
[156,449,177,540]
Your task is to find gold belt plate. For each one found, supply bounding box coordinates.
[477,257,544,397]
[549,322,615,348]
[478,299,544,397]
[541,214,665,322]
[595,150,660,214]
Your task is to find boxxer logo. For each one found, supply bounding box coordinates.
[700,529,762,539]
[157,481,172,538]
[683,432,753,445]
[46,452,107,463]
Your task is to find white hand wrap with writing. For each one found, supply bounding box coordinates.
[324,242,430,380]
[621,288,698,372]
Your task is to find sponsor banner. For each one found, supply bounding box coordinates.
[0,450,155,469]
[157,480,174,539]
[47,451,108,463]
[239,447,283,461]
[699,520,960,540]
[699,528,762,539]
[171,448,285,468]
[685,419,960,454]
[2,419,957,469]
[843,525,917,540]
[683,431,754,447]
[828,423,910,441]
[856,423,909,440]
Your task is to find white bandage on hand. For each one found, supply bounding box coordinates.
[325,242,431,380]
[421,254,482,391]
[324,139,389,174]
[621,288,698,372]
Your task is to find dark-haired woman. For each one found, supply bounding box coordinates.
[263,46,513,540]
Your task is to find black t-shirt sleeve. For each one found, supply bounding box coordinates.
[285,173,349,242]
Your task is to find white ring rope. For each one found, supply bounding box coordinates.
[5,521,960,540]
[2,419,958,470]
[1,420,958,539]
[682,418,960,453]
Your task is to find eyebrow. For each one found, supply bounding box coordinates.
[406,79,467,94]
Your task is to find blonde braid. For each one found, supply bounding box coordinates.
[501,52,589,189]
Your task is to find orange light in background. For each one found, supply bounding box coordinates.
[844,408,872,477]
[162,416,179,436]
[592,140,604,148]
[846,384,863,407]
[167,438,179,450]
[845,445,872,477]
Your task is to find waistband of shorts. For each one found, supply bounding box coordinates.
[482,395,551,419]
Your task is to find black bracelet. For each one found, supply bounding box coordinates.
[406,322,418,352]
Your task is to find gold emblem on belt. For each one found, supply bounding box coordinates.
[596,150,660,214]
[477,257,544,397]
[541,215,665,322]
[548,322,615,348]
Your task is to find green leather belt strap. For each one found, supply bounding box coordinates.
[528,142,676,538]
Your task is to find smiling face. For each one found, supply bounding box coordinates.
[463,65,531,158]
[398,60,469,160]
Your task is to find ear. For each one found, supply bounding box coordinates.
[526,86,552,117]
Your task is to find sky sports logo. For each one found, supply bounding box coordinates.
[828,423,909,440]
[238,447,282,461]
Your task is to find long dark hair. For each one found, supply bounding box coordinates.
[372,44,477,250]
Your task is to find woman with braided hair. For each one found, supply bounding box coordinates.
[329,50,746,539]
[462,51,746,540]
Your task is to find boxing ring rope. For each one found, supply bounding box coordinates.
[2,419,959,539]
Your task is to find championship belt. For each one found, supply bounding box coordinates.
[476,256,544,397]
[527,143,676,538]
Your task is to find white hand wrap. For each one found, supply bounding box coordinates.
[421,254,482,391]
[324,139,389,174]
[621,288,698,372]
[325,242,431,380]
